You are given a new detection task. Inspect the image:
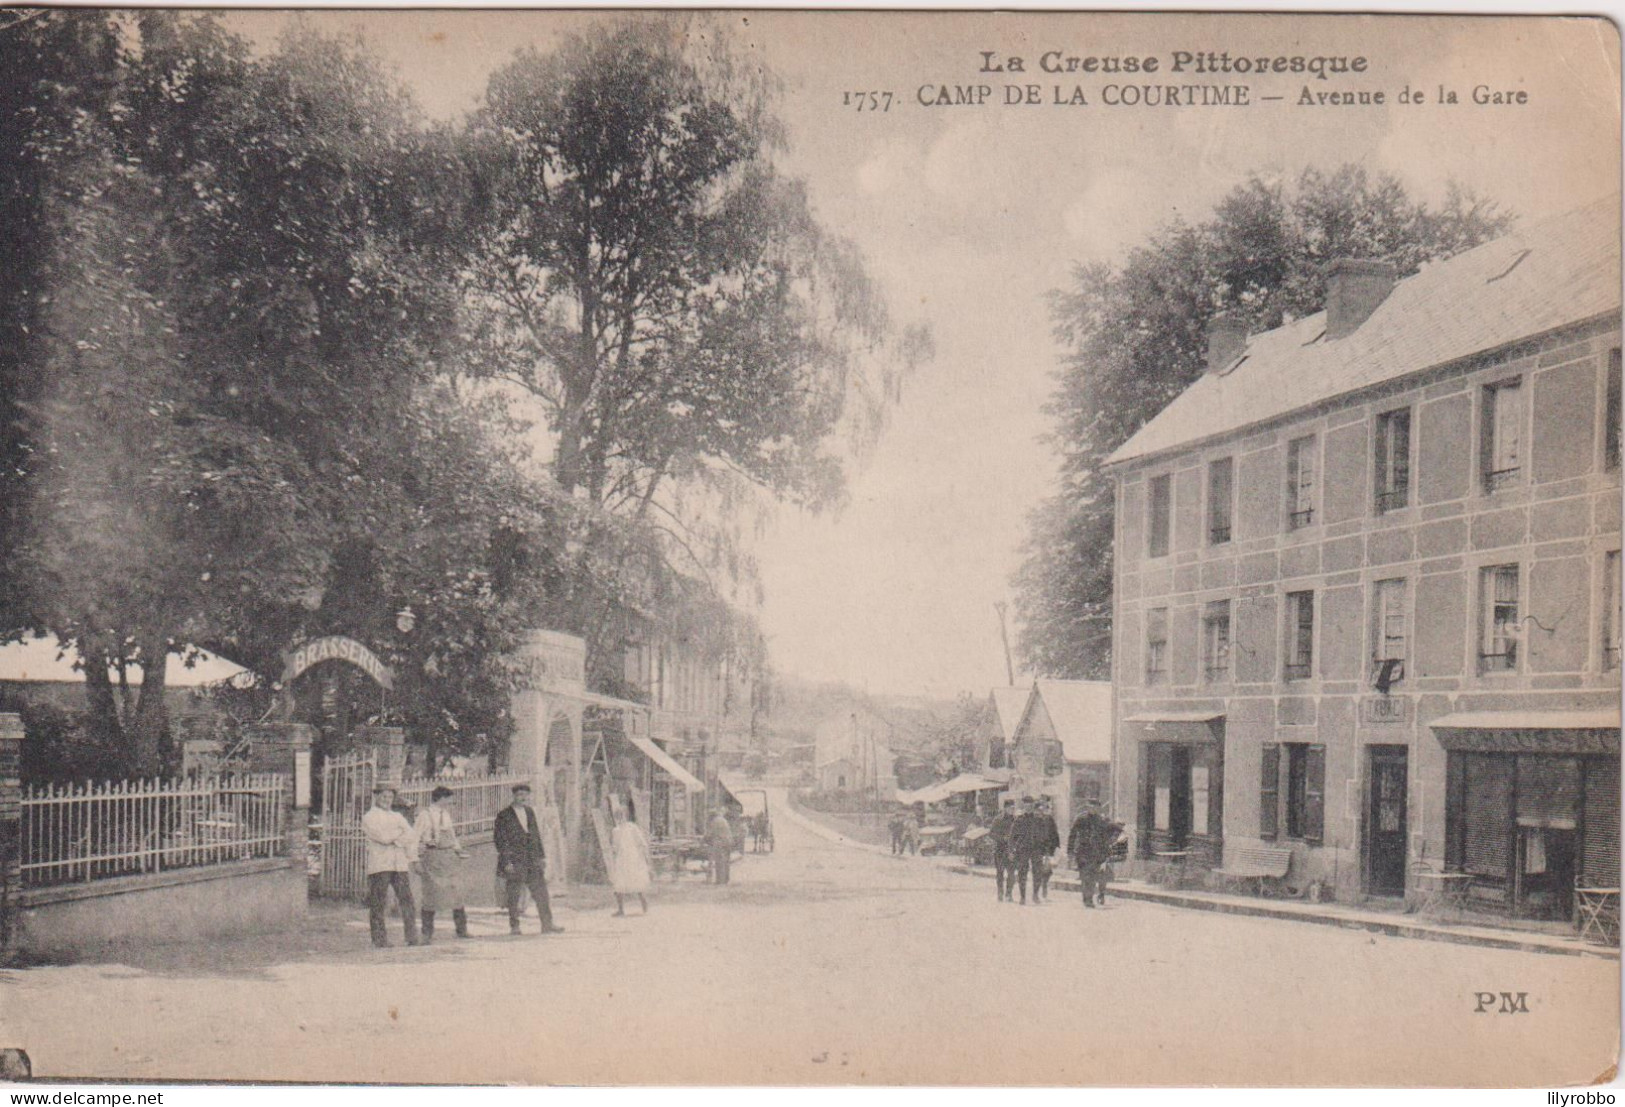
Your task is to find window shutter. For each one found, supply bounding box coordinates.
[1260,744,1280,839]
[1304,745,1325,843]
[1392,411,1410,491]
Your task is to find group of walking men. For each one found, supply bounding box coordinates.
[362,781,564,948]
[988,794,1123,907]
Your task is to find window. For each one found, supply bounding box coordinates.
[1604,551,1621,672]
[1260,745,1280,840]
[1284,744,1326,842]
[1147,474,1171,558]
[1145,607,1169,685]
[1607,349,1621,472]
[1479,564,1520,672]
[1286,435,1316,529]
[1044,739,1065,777]
[1207,457,1234,544]
[1374,407,1411,512]
[1371,579,1408,690]
[1202,600,1231,682]
[1284,591,1315,680]
[1480,379,1523,492]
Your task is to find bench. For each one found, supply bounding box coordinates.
[1212,843,1293,897]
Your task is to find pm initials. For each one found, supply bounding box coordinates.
[1474,991,1529,1014]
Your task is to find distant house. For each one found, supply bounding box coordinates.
[980,686,1030,772]
[812,704,904,796]
[1006,679,1113,839]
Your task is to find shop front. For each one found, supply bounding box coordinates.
[1434,711,1620,921]
[1125,713,1225,869]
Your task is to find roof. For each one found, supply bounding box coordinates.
[1429,709,1621,731]
[0,636,249,688]
[987,687,1031,740]
[1023,679,1113,762]
[1107,194,1623,467]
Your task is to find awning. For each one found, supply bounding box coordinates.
[896,783,952,805]
[717,774,767,816]
[1429,710,1621,755]
[941,772,1007,795]
[1123,712,1225,744]
[626,735,705,792]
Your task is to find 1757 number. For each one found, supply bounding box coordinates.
[843,91,894,112]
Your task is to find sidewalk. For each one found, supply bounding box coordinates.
[941,859,1620,960]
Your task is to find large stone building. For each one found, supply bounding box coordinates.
[1105,197,1621,918]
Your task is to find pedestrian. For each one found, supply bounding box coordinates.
[413,785,470,942]
[888,811,905,855]
[990,797,1017,901]
[494,783,564,936]
[1094,816,1125,906]
[1033,798,1061,902]
[363,784,420,948]
[1068,801,1117,908]
[706,807,734,884]
[609,797,653,916]
[1009,796,1053,905]
[904,807,922,855]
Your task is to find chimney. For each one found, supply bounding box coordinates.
[1205,311,1248,376]
[1323,258,1397,339]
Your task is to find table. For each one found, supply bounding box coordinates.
[1153,850,1192,889]
[1415,870,1476,917]
[1575,887,1620,944]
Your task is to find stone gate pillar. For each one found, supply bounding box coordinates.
[510,631,587,879]
[245,722,316,863]
[354,725,407,783]
[0,713,21,963]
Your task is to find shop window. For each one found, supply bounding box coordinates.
[1374,407,1411,512]
[1202,600,1231,682]
[1284,743,1325,842]
[1207,457,1234,544]
[1283,590,1314,681]
[1286,435,1317,529]
[1604,551,1621,672]
[1371,579,1408,690]
[1145,607,1169,684]
[1147,473,1172,558]
[1479,564,1521,673]
[1480,379,1524,492]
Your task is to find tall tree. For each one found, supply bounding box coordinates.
[462,18,928,684]
[0,15,489,773]
[1015,166,1513,679]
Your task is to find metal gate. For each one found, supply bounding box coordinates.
[318,749,376,900]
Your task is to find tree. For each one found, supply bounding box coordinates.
[462,18,928,684]
[0,15,490,774]
[1015,166,1514,679]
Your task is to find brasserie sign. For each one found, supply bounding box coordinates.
[280,636,395,691]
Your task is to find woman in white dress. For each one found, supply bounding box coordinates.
[608,798,653,916]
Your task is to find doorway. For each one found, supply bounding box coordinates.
[1366,746,1408,897]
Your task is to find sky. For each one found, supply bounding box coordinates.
[230,11,1620,701]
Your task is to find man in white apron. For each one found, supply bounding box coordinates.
[414,786,470,942]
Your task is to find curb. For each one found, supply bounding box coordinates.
[941,863,1620,961]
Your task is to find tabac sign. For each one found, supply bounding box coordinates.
[281,636,395,691]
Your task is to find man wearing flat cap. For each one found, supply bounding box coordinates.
[494,783,563,935]
[990,796,1017,902]
[362,783,420,947]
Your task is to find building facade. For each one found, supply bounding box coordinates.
[1106,198,1621,917]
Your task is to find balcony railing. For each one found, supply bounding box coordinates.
[1283,662,1312,681]
[1288,507,1315,529]
[1484,467,1521,492]
[1208,523,1231,545]
[1479,647,1517,673]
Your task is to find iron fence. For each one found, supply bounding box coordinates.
[21,773,289,888]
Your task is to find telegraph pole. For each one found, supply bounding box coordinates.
[994,602,1016,686]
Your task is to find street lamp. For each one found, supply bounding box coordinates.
[395,606,416,634]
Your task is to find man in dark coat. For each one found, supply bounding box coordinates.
[494,783,563,935]
[1032,798,1062,902]
[1009,796,1053,905]
[1068,802,1122,907]
[989,797,1017,901]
